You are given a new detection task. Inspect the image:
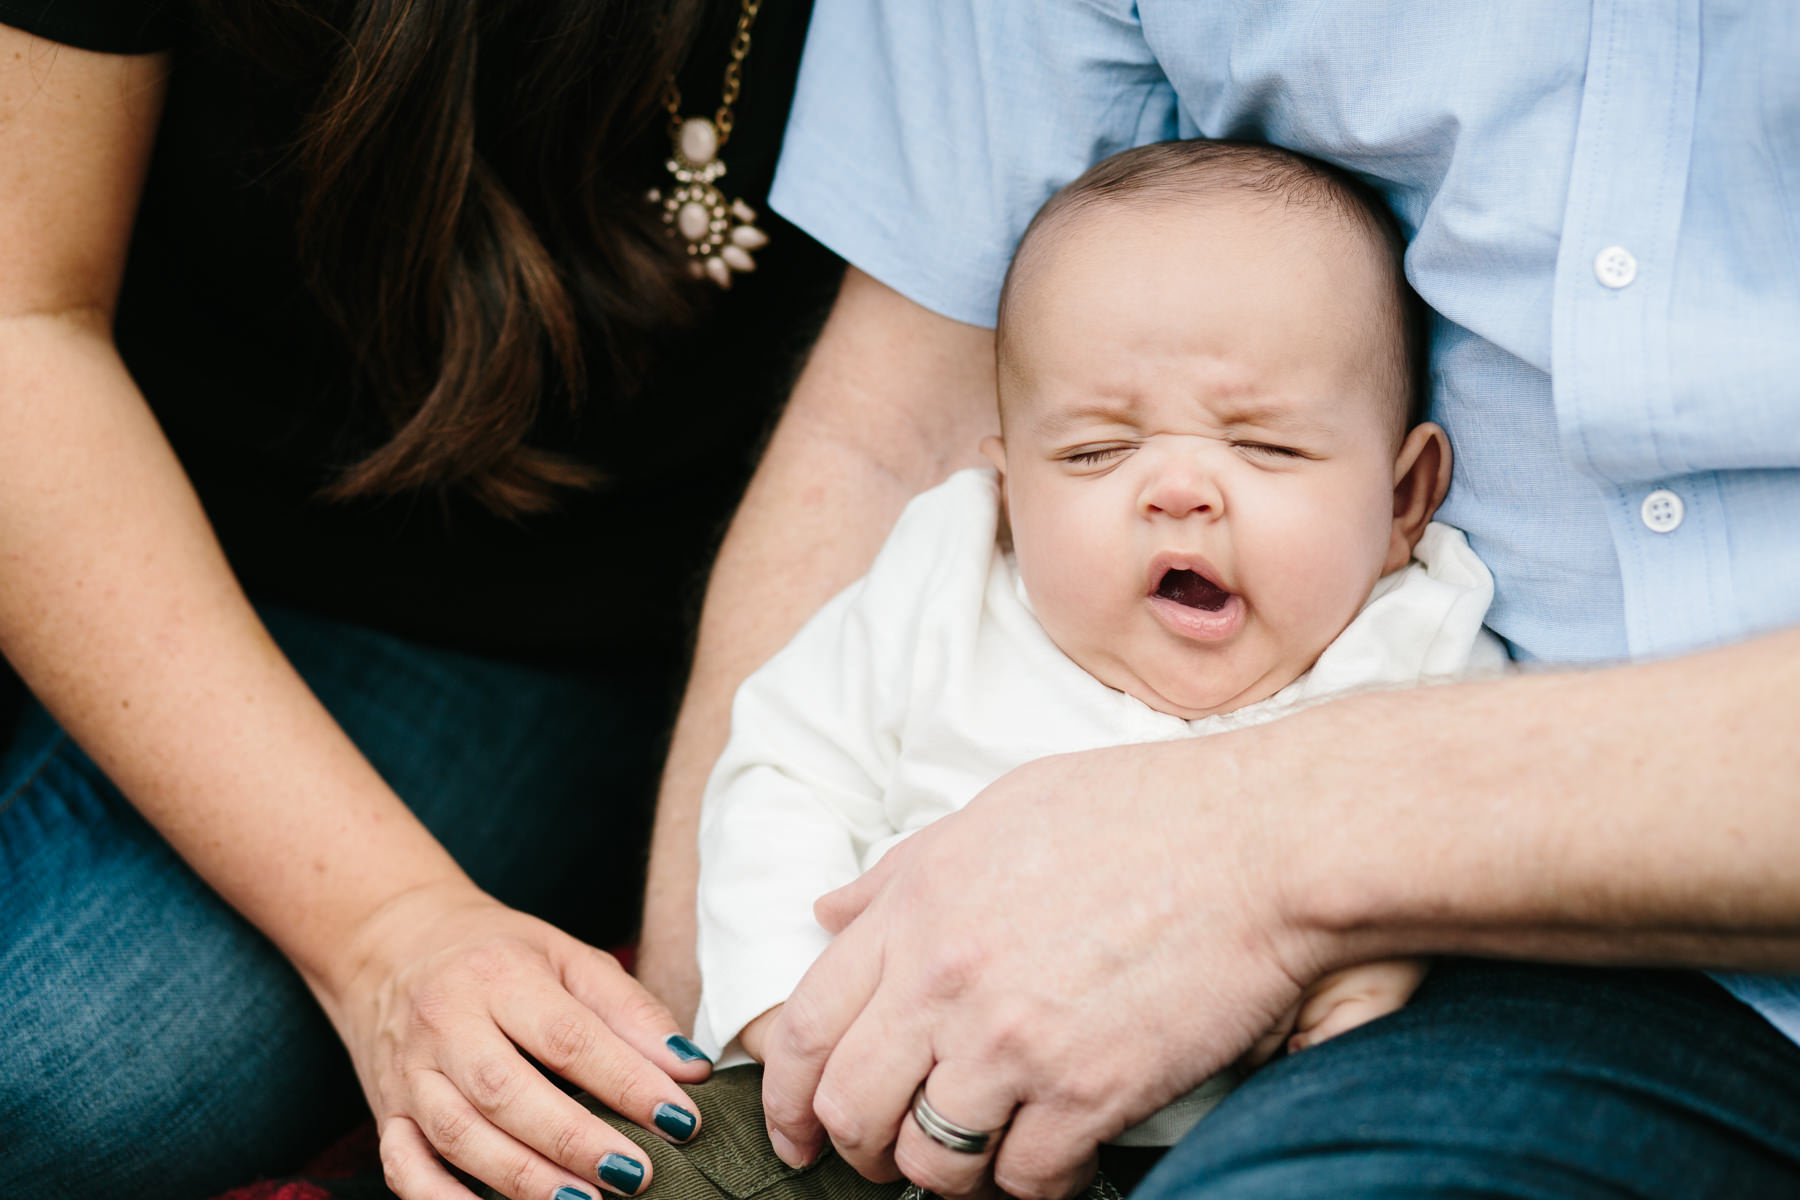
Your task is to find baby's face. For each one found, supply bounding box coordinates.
[991,200,1424,719]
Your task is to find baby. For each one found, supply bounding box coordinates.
[692,140,1507,1153]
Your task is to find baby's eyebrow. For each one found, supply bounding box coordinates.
[1212,400,1339,437]
[1030,398,1143,437]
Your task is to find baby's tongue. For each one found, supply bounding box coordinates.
[1157,569,1231,611]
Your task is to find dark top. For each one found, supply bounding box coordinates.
[0,0,842,672]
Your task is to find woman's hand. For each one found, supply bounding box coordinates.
[323,880,714,1200]
[757,739,1327,1200]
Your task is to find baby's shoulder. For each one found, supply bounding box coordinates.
[865,467,1004,582]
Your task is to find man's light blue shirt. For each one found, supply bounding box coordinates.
[767,2,1800,1039]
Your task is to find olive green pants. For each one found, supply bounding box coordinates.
[482,1067,1152,1200]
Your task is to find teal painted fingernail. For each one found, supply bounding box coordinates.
[665,1034,711,1064]
[654,1102,697,1141]
[557,1189,595,1200]
[598,1153,646,1195]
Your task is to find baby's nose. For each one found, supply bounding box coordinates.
[1139,460,1221,519]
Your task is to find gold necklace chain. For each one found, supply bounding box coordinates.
[648,0,769,289]
[664,0,762,147]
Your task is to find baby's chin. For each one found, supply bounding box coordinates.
[1048,629,1304,720]
[1115,663,1301,721]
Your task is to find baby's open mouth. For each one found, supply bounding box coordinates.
[1155,568,1233,612]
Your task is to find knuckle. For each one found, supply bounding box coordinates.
[586,1056,656,1118]
[464,1054,524,1113]
[811,1085,870,1152]
[609,1071,659,1120]
[1055,1069,1109,1116]
[615,985,672,1032]
[408,989,456,1039]
[501,1154,541,1200]
[378,1138,409,1192]
[760,1082,806,1130]
[920,935,985,1000]
[549,1116,590,1168]
[981,1004,1034,1064]
[426,1104,479,1157]
[538,1014,598,1073]
[772,991,830,1058]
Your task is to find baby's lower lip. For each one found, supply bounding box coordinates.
[1148,591,1245,642]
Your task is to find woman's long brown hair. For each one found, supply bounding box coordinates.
[195,0,707,514]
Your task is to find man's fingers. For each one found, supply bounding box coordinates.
[761,919,886,1167]
[890,1058,1016,1200]
[553,936,713,1082]
[812,850,896,934]
[808,981,938,1182]
[989,1103,1100,1200]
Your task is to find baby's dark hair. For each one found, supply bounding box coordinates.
[996,139,1429,432]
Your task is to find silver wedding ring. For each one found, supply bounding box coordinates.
[911,1086,1002,1155]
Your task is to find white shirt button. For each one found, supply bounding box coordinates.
[1641,488,1684,533]
[1595,245,1638,289]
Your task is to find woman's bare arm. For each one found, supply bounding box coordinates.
[635,267,999,1023]
[0,24,467,1044]
[1,30,705,1199]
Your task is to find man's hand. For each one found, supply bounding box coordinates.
[759,740,1322,1200]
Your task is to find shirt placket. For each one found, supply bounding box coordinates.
[1551,0,1718,658]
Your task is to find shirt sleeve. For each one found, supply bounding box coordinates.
[0,0,176,54]
[768,0,1177,328]
[692,470,1005,1059]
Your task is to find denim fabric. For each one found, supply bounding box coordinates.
[1135,960,1800,1198]
[0,604,673,1195]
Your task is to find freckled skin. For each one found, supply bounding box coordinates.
[989,199,1441,719]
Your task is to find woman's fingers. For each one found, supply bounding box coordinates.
[411,1067,643,1200]
[379,1114,483,1200]
[340,893,713,1200]
[489,978,700,1149]
[553,936,714,1082]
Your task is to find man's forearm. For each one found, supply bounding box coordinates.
[1237,626,1800,975]
[636,269,998,1021]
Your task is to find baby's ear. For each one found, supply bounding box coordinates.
[980,434,1007,477]
[979,435,1015,548]
[1384,422,1451,573]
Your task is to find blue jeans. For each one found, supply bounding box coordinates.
[1136,959,1800,1198]
[0,605,673,1195]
